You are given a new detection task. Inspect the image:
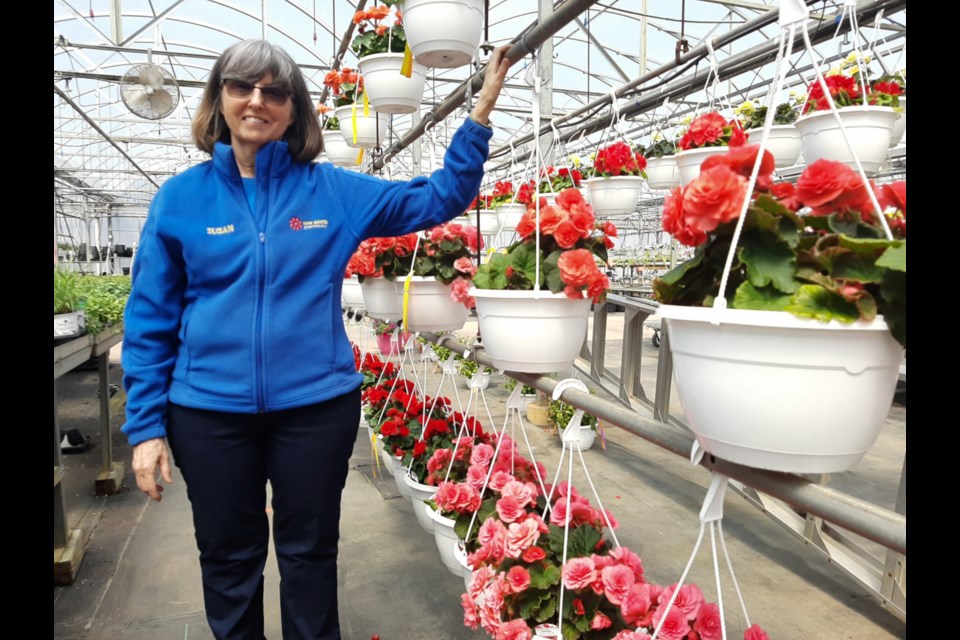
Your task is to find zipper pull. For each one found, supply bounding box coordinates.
[259,232,265,244]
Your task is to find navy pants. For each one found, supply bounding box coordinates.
[167,387,360,640]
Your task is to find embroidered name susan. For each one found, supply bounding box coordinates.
[206,224,235,235]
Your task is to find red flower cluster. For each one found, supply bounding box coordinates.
[794,159,875,218]
[593,142,647,177]
[346,233,419,279]
[678,112,748,151]
[322,68,363,98]
[804,74,862,113]
[515,181,537,205]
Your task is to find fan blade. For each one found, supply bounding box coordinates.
[139,65,165,91]
[150,90,174,115]
[122,86,150,109]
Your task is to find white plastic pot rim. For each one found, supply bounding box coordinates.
[657,304,892,332]
[584,175,644,183]
[469,288,575,301]
[426,505,456,526]
[796,104,900,124]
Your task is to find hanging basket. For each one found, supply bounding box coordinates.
[360,277,403,319]
[322,130,360,167]
[427,506,465,577]
[644,155,681,190]
[794,105,900,176]
[393,461,413,497]
[397,276,469,332]
[496,203,526,232]
[745,124,802,168]
[404,471,439,532]
[676,147,732,186]
[376,435,396,476]
[334,104,389,149]
[658,304,903,474]
[454,541,473,592]
[470,289,591,373]
[341,275,365,308]
[356,52,427,115]
[585,176,643,216]
[889,97,906,148]
[376,331,410,356]
[402,0,484,68]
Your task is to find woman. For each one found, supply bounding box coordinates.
[122,39,512,639]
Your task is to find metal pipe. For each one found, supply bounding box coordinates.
[488,0,904,163]
[373,0,605,170]
[424,332,907,555]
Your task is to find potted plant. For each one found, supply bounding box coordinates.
[502,377,537,411]
[643,136,680,190]
[794,52,903,175]
[734,95,803,168]
[881,70,906,147]
[54,268,87,339]
[676,111,749,186]
[318,107,360,167]
[548,396,599,451]
[653,144,905,473]
[494,180,537,232]
[402,0,484,68]
[456,355,494,390]
[351,2,427,114]
[347,233,420,319]
[372,318,411,356]
[323,67,388,149]
[584,141,646,216]
[466,193,502,237]
[395,221,482,331]
[470,188,617,373]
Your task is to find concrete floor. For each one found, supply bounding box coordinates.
[53,314,907,639]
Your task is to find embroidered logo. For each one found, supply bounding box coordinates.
[289,217,328,231]
[206,224,235,235]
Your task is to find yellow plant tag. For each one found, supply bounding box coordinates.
[363,89,370,117]
[371,431,380,477]
[356,148,364,165]
[402,274,412,329]
[400,43,414,78]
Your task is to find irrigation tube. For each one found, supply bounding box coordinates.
[372,0,604,170]
[422,332,907,556]
[488,0,906,165]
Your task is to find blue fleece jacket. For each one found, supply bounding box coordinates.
[121,117,492,446]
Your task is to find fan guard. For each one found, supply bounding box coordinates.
[120,63,180,120]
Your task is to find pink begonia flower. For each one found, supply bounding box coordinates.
[495,496,525,523]
[549,500,570,526]
[467,464,488,492]
[469,565,495,601]
[590,611,613,630]
[505,565,532,593]
[454,256,478,277]
[479,587,505,635]
[620,584,654,626]
[693,602,722,640]
[526,511,550,534]
[461,592,480,629]
[659,583,705,622]
[449,276,475,308]
[470,443,495,468]
[609,546,644,582]
[505,517,541,558]
[601,565,637,605]
[489,470,516,492]
[500,480,537,508]
[478,518,507,564]
[602,508,620,530]
[652,605,692,640]
[562,557,597,590]
[743,624,770,640]
[495,618,532,640]
[613,632,653,640]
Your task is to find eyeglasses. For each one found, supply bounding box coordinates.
[221,79,292,107]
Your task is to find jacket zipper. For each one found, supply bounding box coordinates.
[240,170,268,414]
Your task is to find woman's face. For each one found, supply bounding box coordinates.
[220,72,295,153]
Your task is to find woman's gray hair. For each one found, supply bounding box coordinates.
[192,40,323,162]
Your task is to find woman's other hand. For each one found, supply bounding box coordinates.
[132,437,174,501]
[471,44,513,126]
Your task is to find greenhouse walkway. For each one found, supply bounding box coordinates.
[53,319,906,640]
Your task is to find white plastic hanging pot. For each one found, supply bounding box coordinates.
[794,106,899,176]
[585,176,643,216]
[393,461,413,497]
[454,540,473,592]
[496,203,526,232]
[356,53,427,115]
[342,275,365,308]
[888,96,906,148]
[360,277,403,319]
[560,421,596,451]
[644,155,681,190]
[427,506,465,576]
[322,130,360,167]
[470,289,591,373]
[334,104,389,149]
[402,0,484,69]
[404,471,439,533]
[676,147,732,186]
[658,304,903,474]
[376,435,396,477]
[396,276,469,332]
[477,209,501,236]
[745,124,802,169]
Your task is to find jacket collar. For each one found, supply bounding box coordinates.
[213,140,293,183]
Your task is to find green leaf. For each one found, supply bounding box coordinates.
[537,596,557,623]
[561,621,581,640]
[474,253,508,289]
[732,282,792,311]
[875,242,906,272]
[830,252,885,283]
[784,284,860,323]
[528,562,561,589]
[855,291,878,320]
[656,250,703,286]
[739,232,798,294]
[828,213,883,238]
[544,250,564,293]
[566,525,602,557]
[517,592,544,619]
[837,235,900,255]
[510,243,542,284]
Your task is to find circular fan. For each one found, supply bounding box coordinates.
[120,63,180,120]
